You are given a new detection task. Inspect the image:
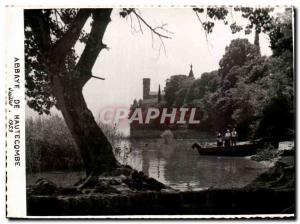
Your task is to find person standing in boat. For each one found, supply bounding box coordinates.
[224,129,231,147]
[231,128,238,146]
[217,132,223,147]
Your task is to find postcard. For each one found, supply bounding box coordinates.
[6,6,295,218]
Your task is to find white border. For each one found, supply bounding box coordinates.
[5,6,26,218]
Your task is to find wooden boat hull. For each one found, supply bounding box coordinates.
[192,143,258,157]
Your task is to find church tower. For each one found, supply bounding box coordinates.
[143,78,150,100]
[188,64,195,79]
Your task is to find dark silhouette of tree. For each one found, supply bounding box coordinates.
[25,9,120,177]
[185,70,219,106]
[255,8,294,140]
[255,94,294,140]
[164,75,188,106]
[219,39,260,91]
[131,99,139,110]
[254,30,260,51]
[158,85,161,103]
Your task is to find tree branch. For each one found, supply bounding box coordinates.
[131,9,172,39]
[194,11,209,42]
[75,9,113,86]
[49,9,91,67]
[54,9,67,32]
[136,14,144,34]
[91,75,105,80]
[125,9,172,56]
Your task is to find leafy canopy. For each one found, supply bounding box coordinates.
[25,9,89,114]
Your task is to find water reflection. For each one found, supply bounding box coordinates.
[113,138,269,191]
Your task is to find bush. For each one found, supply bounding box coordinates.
[251,144,279,162]
[26,115,82,173]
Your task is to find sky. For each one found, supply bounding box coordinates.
[26,7,275,119]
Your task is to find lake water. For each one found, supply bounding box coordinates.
[27,138,270,191]
[112,138,270,191]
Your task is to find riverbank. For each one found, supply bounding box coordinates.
[248,141,295,190]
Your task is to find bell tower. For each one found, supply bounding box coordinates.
[143,78,150,100]
[188,64,195,79]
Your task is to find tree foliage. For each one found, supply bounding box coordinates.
[164,75,190,106]
[193,7,274,35]
[25,9,88,114]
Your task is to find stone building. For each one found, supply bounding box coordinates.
[140,78,165,107]
[141,65,194,107]
[129,65,199,136]
[143,78,164,100]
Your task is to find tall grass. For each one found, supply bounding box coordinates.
[96,119,125,141]
[26,114,124,173]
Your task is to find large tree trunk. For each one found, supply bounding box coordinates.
[53,76,119,176]
[28,8,120,176]
[48,9,120,176]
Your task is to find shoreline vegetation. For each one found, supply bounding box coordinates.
[26,114,126,173]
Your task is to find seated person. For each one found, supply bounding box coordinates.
[217,132,223,147]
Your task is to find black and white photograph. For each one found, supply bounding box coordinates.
[4,5,296,219]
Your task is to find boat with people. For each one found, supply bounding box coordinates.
[192,142,259,157]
